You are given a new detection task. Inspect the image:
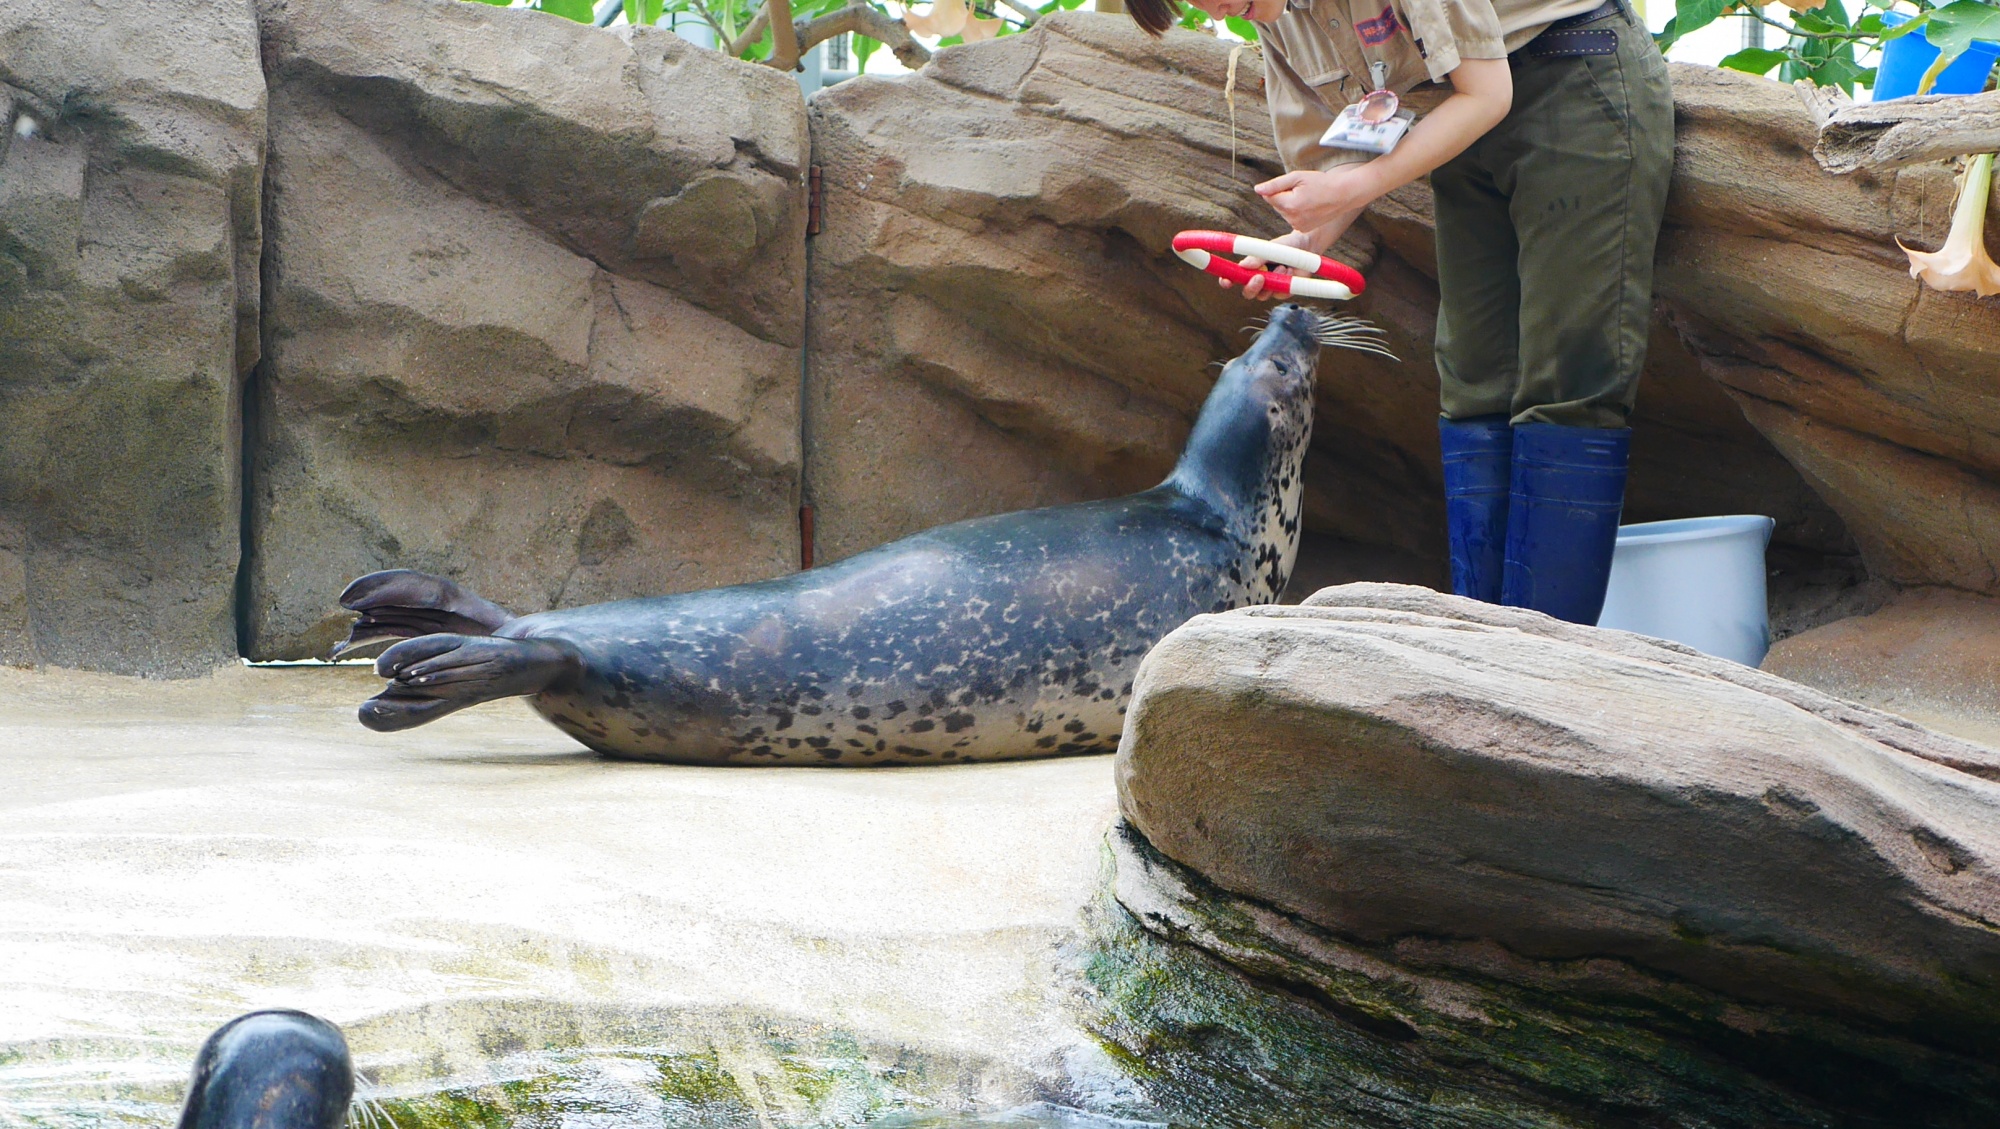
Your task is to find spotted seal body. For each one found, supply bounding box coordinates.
[339,305,1338,765]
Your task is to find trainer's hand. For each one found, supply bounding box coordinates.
[1218,229,1318,302]
[1257,164,1381,235]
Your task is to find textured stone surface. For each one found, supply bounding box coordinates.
[1112,582,2000,1123]
[0,0,264,673]
[804,22,1850,594]
[1660,66,2000,596]
[1766,586,2000,749]
[245,0,808,660]
[806,15,1328,561]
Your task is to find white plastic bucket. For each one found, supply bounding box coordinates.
[1596,515,1777,667]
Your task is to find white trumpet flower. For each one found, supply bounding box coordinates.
[902,0,1001,40]
[902,0,964,37]
[1898,153,2000,298]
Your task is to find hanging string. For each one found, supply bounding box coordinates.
[1224,42,1260,184]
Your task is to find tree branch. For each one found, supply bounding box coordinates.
[793,4,934,70]
[766,0,803,70]
[1751,11,1870,40]
[727,5,771,56]
[996,0,1040,24]
[692,0,735,45]
[1812,88,2000,174]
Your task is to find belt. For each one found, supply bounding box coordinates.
[1516,0,1623,59]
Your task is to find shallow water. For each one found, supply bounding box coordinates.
[353,1042,1161,1129]
[870,1108,1162,1128]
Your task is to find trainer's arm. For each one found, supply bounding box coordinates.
[1257,57,1513,246]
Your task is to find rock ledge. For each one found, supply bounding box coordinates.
[1108,583,2000,1125]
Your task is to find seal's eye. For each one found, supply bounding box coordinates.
[1270,360,1290,376]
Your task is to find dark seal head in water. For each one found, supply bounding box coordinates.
[336,305,1372,764]
[177,1010,352,1129]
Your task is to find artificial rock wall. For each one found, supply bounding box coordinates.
[0,0,264,674]
[246,0,808,659]
[0,3,1995,673]
[802,19,1854,592]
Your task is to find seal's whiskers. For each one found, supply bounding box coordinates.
[1310,312,1399,361]
[348,1091,399,1129]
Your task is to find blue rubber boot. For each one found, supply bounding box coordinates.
[1438,415,1514,603]
[1501,423,1631,625]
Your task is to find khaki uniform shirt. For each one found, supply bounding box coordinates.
[1256,0,1601,170]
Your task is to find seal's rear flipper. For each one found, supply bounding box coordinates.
[359,633,581,731]
[334,569,514,658]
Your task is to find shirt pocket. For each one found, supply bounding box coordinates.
[1283,25,1352,95]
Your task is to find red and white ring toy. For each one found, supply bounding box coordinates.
[1171,230,1365,300]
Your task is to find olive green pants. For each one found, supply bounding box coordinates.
[1431,2,1675,429]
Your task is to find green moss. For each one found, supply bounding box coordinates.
[1078,828,2000,1129]
[364,1031,983,1129]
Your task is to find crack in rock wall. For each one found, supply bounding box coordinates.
[0,0,264,675]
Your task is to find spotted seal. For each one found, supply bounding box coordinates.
[177,1011,352,1129]
[335,304,1378,764]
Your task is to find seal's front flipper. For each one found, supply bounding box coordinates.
[359,633,580,732]
[334,569,514,658]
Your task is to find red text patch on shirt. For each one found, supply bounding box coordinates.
[1356,5,1402,44]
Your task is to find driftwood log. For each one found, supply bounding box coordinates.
[1805,82,2000,173]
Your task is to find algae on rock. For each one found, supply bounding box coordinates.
[1094,583,2000,1127]
[1085,825,2000,1128]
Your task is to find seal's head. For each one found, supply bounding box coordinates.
[177,1010,352,1129]
[1238,302,1327,401]
[1169,304,1331,507]
[1204,304,1394,436]
[1168,303,1390,601]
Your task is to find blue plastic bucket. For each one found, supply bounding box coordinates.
[1596,516,1777,667]
[1875,10,2000,100]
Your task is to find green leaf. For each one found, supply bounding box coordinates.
[1177,6,1208,29]
[1779,0,1868,90]
[537,0,597,20]
[937,32,965,45]
[1719,46,1790,74]
[462,0,513,6]
[1878,11,1929,40]
[1653,14,1683,52]
[1923,0,2000,76]
[853,33,880,70]
[1224,14,1259,39]
[624,0,667,23]
[1669,0,1740,40]
[1815,55,1875,89]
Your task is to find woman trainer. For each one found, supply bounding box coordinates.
[1129,0,1673,624]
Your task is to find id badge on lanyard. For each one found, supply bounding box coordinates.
[1319,60,1414,155]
